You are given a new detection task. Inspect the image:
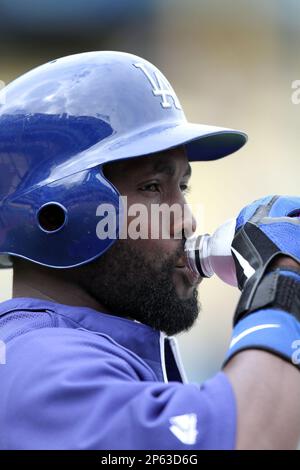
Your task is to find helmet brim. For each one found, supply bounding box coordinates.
[95,121,247,165]
[37,121,247,187]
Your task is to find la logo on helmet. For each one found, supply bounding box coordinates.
[134,62,182,110]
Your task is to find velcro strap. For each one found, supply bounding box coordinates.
[234,268,300,326]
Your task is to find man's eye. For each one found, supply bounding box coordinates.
[180,184,191,195]
[140,183,160,192]
[139,183,191,195]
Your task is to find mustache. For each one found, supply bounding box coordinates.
[165,239,186,270]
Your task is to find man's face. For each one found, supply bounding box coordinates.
[75,146,201,336]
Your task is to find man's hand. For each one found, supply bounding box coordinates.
[230,195,300,324]
[268,254,300,271]
[223,196,300,449]
[232,194,300,290]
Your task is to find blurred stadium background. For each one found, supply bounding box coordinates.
[0,0,299,386]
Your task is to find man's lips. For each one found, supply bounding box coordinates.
[175,264,202,286]
[175,255,187,269]
[175,261,185,268]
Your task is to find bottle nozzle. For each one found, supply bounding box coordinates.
[184,218,238,287]
[184,234,214,278]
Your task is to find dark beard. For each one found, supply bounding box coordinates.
[71,240,200,336]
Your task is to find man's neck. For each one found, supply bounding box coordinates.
[13,261,111,314]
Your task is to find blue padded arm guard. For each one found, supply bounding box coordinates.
[224,268,300,369]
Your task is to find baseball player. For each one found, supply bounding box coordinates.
[0,51,299,450]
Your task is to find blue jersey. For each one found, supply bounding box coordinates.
[0,297,236,449]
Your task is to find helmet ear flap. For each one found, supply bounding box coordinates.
[1,167,122,268]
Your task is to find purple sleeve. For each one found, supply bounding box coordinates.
[196,371,237,449]
[0,328,237,450]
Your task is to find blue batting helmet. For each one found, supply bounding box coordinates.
[0,51,247,268]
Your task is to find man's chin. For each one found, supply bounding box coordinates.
[75,242,200,336]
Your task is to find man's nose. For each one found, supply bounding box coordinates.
[173,203,197,239]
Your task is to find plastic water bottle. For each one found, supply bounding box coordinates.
[184,218,238,287]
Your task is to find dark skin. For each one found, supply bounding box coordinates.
[13,146,300,449]
[14,147,201,336]
[15,147,197,303]
[102,146,199,299]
